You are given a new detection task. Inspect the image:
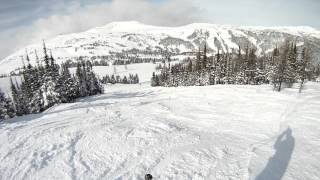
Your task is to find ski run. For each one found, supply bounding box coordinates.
[0,79,320,179]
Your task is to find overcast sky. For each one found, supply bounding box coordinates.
[0,0,319,60]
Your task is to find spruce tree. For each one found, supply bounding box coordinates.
[0,88,15,120]
[10,78,21,115]
[0,89,8,120]
[123,75,128,84]
[43,41,50,70]
[151,72,158,86]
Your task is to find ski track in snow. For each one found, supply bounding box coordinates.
[0,83,320,180]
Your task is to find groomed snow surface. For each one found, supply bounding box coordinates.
[0,81,320,180]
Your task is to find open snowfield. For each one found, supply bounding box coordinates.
[70,63,158,83]
[0,81,320,180]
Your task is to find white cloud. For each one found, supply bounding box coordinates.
[0,0,203,60]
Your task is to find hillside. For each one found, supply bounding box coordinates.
[0,82,319,180]
[1,21,320,74]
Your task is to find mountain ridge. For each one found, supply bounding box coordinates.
[1,21,320,74]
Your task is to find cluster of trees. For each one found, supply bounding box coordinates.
[112,57,162,66]
[65,59,110,68]
[101,73,139,84]
[151,40,314,92]
[111,47,179,66]
[110,47,170,57]
[0,42,103,121]
[0,89,15,120]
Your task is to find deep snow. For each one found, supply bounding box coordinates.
[0,81,319,180]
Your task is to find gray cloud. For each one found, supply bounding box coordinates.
[0,0,319,60]
[0,0,201,60]
[192,0,320,27]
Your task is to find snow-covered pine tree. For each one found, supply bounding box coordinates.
[247,48,257,84]
[110,74,116,84]
[14,79,31,115]
[10,78,22,116]
[298,47,310,93]
[0,88,15,121]
[49,50,60,82]
[285,43,299,87]
[42,41,50,70]
[116,75,121,84]
[105,75,111,84]
[76,62,85,96]
[88,71,103,95]
[25,57,45,113]
[151,72,159,86]
[41,46,60,107]
[202,42,207,69]
[0,89,7,120]
[4,96,16,119]
[134,74,139,84]
[59,63,79,102]
[271,41,290,91]
[123,75,128,84]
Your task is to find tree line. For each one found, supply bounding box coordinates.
[151,40,316,92]
[0,42,103,121]
[101,73,139,84]
[64,59,110,68]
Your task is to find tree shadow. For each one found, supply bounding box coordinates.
[256,127,295,180]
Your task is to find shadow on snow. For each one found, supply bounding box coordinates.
[256,127,295,180]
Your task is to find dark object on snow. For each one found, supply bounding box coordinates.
[255,127,295,180]
[145,174,153,180]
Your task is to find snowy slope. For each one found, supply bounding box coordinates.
[1,21,320,74]
[0,82,320,180]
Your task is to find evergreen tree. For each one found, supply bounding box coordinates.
[134,74,139,84]
[76,62,88,97]
[298,47,309,93]
[0,88,15,121]
[0,90,8,120]
[110,74,116,84]
[10,78,22,116]
[151,72,159,86]
[43,41,50,70]
[59,63,79,102]
[123,75,128,84]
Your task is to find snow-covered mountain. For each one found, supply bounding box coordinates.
[1,21,320,74]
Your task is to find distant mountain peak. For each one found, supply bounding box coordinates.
[1,22,320,74]
[89,21,160,33]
